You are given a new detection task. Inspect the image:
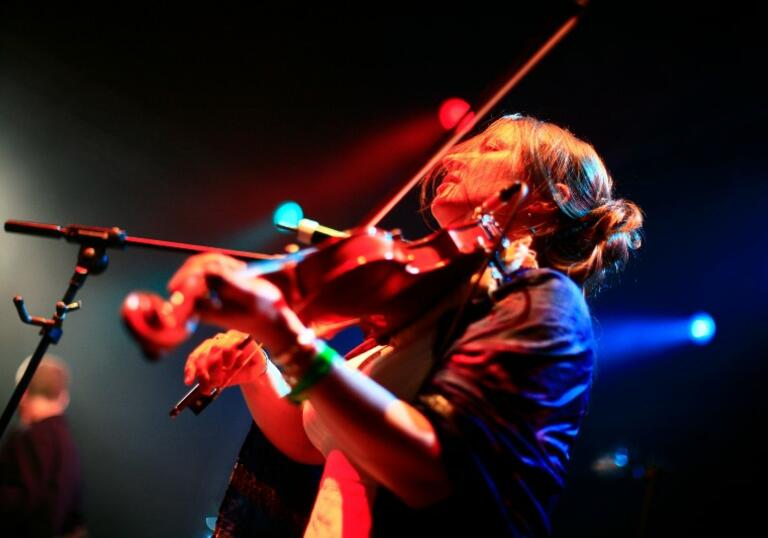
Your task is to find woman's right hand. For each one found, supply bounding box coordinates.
[184,329,268,394]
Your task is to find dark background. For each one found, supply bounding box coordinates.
[1,3,765,536]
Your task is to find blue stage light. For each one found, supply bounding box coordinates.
[273,201,304,230]
[613,447,629,468]
[689,312,716,345]
[596,311,717,361]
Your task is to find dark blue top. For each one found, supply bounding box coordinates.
[215,268,594,537]
[373,268,595,537]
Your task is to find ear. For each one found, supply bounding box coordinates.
[552,182,571,205]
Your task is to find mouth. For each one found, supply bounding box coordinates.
[434,175,459,196]
[435,182,451,195]
[435,180,458,197]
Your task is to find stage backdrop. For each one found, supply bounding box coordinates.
[1,5,766,536]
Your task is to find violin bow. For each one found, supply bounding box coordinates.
[361,2,588,229]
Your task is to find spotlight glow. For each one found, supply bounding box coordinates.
[613,448,629,468]
[689,312,716,345]
[596,311,718,360]
[438,97,472,130]
[273,201,303,230]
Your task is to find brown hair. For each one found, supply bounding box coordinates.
[17,355,70,400]
[421,114,643,295]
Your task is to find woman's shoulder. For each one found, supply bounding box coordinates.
[485,267,593,343]
[494,267,586,308]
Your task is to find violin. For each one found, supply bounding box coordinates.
[120,7,582,412]
[121,183,528,359]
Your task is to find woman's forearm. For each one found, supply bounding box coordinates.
[307,362,452,507]
[240,361,324,465]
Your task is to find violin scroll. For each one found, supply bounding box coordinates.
[121,290,199,360]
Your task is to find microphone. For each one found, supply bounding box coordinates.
[275,218,349,246]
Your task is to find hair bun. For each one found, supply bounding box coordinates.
[549,198,644,294]
[585,198,643,249]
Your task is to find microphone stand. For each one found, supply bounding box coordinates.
[0,220,278,439]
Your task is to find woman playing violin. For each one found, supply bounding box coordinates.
[172,114,643,537]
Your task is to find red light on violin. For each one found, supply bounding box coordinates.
[438,97,472,130]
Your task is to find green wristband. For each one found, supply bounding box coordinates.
[286,340,342,404]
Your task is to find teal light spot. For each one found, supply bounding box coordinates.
[273,201,303,229]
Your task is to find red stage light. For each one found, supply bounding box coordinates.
[438,97,472,130]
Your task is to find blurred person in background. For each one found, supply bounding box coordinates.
[0,355,86,538]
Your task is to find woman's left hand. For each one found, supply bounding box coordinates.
[184,330,268,393]
[167,253,304,354]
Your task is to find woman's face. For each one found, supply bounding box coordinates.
[430,131,525,228]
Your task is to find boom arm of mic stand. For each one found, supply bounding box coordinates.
[0,219,282,439]
[4,220,281,261]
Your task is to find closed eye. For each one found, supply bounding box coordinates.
[480,139,502,152]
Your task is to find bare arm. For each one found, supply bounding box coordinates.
[292,349,453,507]
[184,330,322,465]
[239,361,323,465]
